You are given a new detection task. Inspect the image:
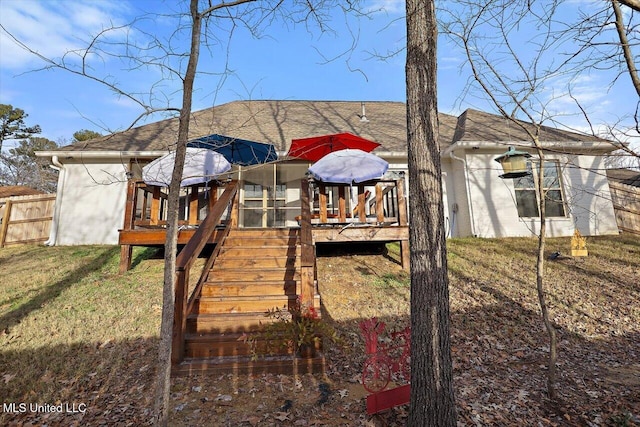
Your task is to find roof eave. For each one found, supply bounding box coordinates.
[35,150,169,159]
[441,140,620,156]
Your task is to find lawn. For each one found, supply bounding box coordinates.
[0,235,638,426]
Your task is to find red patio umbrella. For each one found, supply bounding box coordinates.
[287,132,380,162]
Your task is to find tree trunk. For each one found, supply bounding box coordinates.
[152,0,202,425]
[534,148,557,400]
[405,1,457,425]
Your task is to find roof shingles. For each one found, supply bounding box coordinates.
[54,100,605,154]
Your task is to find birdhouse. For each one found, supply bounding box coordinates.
[571,229,588,257]
[494,147,532,179]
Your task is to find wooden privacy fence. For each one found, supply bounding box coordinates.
[609,181,640,235]
[0,194,56,247]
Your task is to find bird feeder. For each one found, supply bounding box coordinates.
[494,147,532,179]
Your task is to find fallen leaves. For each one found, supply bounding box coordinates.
[1,236,638,426]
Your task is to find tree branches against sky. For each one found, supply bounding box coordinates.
[439,0,640,149]
[0,0,406,145]
[0,0,638,154]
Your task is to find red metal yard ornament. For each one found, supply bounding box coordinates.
[287,132,380,162]
[359,318,411,414]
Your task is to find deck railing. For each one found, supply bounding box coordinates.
[124,180,221,229]
[302,177,410,270]
[310,179,407,226]
[171,180,239,365]
[119,180,228,272]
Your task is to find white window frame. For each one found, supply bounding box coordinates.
[513,160,567,218]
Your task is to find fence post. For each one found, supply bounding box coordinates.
[0,199,13,248]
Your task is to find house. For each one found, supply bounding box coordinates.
[35,100,622,374]
[36,100,619,246]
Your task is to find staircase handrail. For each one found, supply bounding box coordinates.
[172,180,238,364]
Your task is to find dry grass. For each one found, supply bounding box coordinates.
[1,234,638,426]
[0,245,163,424]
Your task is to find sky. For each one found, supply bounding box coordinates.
[0,0,638,155]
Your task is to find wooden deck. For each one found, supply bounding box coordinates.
[118,178,409,272]
[117,177,408,375]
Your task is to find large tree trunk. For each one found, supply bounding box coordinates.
[405,1,457,425]
[152,0,202,425]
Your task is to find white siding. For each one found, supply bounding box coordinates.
[55,161,128,245]
[49,151,618,244]
[446,154,473,237]
[563,155,619,236]
[464,151,618,238]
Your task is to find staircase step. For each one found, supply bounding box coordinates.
[184,333,293,358]
[227,228,300,238]
[223,236,299,246]
[213,256,299,269]
[193,295,293,314]
[172,353,325,376]
[187,313,277,334]
[206,268,300,282]
[219,246,301,257]
[201,280,299,297]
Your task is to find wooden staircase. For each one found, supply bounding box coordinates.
[172,228,324,376]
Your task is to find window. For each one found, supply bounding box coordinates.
[240,164,307,227]
[513,161,566,218]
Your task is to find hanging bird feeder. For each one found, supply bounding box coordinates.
[494,146,532,179]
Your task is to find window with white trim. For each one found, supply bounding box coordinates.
[513,161,566,218]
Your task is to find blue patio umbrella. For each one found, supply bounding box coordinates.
[187,134,278,166]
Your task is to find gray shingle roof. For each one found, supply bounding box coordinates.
[606,168,640,187]
[53,100,605,154]
[453,109,606,143]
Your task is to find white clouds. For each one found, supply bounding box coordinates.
[368,0,405,15]
[0,0,129,69]
[540,72,607,118]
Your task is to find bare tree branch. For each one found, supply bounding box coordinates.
[619,0,640,12]
[612,0,640,97]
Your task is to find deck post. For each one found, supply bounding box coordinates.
[318,184,328,223]
[188,184,200,225]
[208,181,218,213]
[119,179,138,273]
[358,184,367,222]
[338,186,347,222]
[396,178,410,270]
[229,180,240,228]
[299,179,316,307]
[375,184,384,223]
[150,187,161,226]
